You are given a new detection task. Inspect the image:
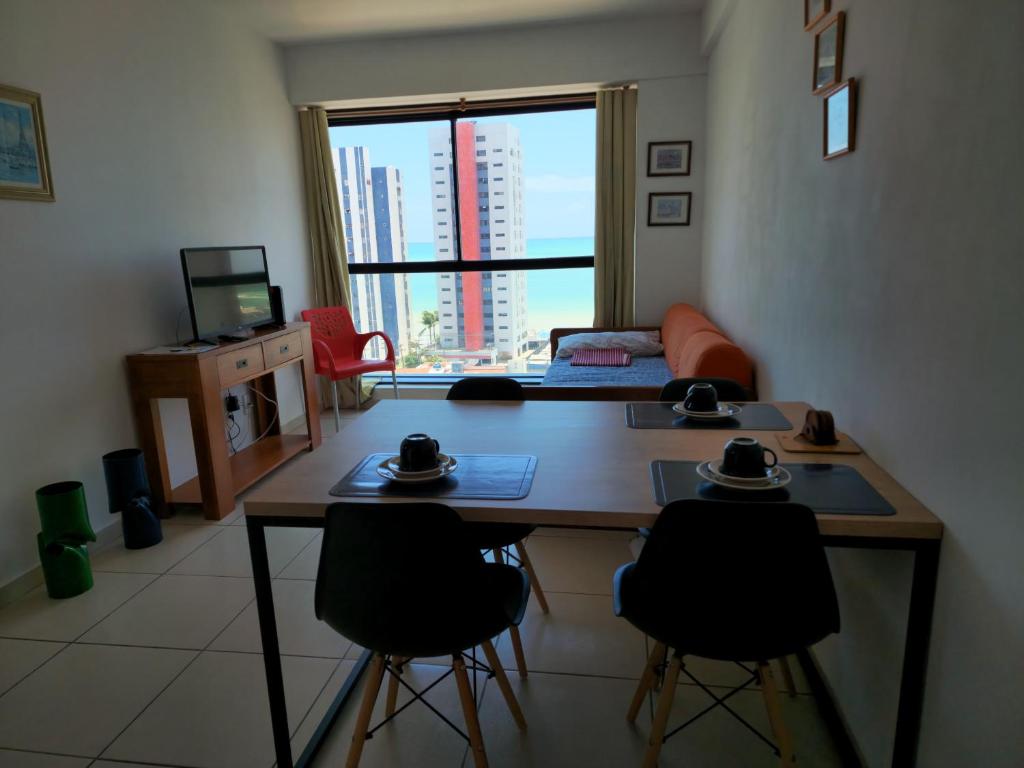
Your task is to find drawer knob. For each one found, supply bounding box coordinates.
[280,344,289,354]
[236,359,249,370]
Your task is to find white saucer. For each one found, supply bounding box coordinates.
[377,454,458,483]
[696,460,791,490]
[705,458,781,484]
[672,402,743,420]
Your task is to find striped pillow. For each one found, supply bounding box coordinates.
[570,347,632,367]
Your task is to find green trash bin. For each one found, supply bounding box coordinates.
[35,481,96,599]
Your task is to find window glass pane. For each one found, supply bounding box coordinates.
[455,109,596,262]
[394,268,593,375]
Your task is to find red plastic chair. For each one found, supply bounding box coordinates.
[300,306,399,429]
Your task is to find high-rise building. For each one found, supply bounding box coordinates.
[371,166,414,358]
[333,147,412,358]
[428,122,529,360]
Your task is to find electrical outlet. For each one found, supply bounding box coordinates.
[225,393,240,413]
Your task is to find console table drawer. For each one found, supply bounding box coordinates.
[263,332,302,368]
[218,345,265,387]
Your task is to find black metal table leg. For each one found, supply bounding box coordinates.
[246,517,293,768]
[891,539,941,767]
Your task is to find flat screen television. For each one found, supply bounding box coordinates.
[180,246,274,342]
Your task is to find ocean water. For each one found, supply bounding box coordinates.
[405,237,594,337]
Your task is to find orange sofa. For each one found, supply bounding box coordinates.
[545,303,755,398]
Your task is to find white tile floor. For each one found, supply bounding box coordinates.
[0,410,843,767]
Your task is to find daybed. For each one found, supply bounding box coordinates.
[541,303,754,399]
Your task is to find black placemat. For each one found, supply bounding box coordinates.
[330,453,538,500]
[650,461,895,516]
[626,402,793,431]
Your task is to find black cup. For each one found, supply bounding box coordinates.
[683,383,718,412]
[721,437,777,478]
[399,433,440,472]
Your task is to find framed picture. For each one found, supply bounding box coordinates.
[823,79,856,160]
[804,0,830,31]
[647,141,691,177]
[0,84,54,201]
[648,192,691,226]
[813,12,845,94]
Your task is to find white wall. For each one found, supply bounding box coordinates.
[283,12,709,323]
[0,0,312,589]
[701,0,1024,765]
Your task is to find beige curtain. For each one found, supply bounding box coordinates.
[593,87,638,328]
[297,107,361,408]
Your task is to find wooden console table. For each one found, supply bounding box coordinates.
[126,323,321,520]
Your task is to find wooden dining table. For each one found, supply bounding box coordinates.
[244,399,943,768]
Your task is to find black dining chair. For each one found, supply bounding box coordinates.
[447,375,525,401]
[614,499,839,768]
[446,376,550,679]
[658,376,753,402]
[315,501,529,768]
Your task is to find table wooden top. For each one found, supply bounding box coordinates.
[244,400,943,541]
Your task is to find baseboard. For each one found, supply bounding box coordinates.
[0,520,123,609]
[797,648,867,768]
[281,414,308,434]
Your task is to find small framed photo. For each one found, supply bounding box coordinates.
[823,79,856,160]
[0,84,55,201]
[804,0,830,31]
[813,12,845,94]
[648,192,691,226]
[647,141,691,177]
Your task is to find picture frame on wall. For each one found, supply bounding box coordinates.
[823,79,857,160]
[648,192,691,226]
[813,12,845,94]
[804,0,830,31]
[646,141,691,176]
[0,84,55,202]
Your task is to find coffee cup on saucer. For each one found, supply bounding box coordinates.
[721,437,777,478]
[683,383,718,413]
[399,434,440,472]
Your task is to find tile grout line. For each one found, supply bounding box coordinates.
[92,523,229,576]
[91,568,266,763]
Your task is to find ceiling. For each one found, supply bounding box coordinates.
[216,0,706,43]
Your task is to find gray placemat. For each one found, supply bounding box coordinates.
[626,402,793,431]
[650,460,895,516]
[330,453,537,500]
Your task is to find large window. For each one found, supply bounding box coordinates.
[328,96,595,375]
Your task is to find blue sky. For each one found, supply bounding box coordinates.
[328,108,596,243]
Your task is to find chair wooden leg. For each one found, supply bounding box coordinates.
[332,380,341,433]
[758,661,796,766]
[642,652,681,768]
[453,655,489,768]
[385,655,406,717]
[513,540,549,615]
[777,655,798,698]
[481,639,527,730]
[491,548,504,564]
[345,653,386,768]
[627,641,667,723]
[508,623,528,679]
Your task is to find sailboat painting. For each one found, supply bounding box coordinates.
[0,84,54,201]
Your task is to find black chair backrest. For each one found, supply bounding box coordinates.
[631,500,839,660]
[659,377,752,402]
[447,376,524,401]
[315,502,488,654]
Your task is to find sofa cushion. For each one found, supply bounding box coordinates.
[660,304,722,373]
[675,330,754,390]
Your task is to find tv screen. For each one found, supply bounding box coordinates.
[181,246,273,341]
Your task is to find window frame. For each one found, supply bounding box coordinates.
[327,94,597,276]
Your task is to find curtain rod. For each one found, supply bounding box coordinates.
[324,92,599,121]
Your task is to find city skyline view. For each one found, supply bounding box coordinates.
[329,109,595,374]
